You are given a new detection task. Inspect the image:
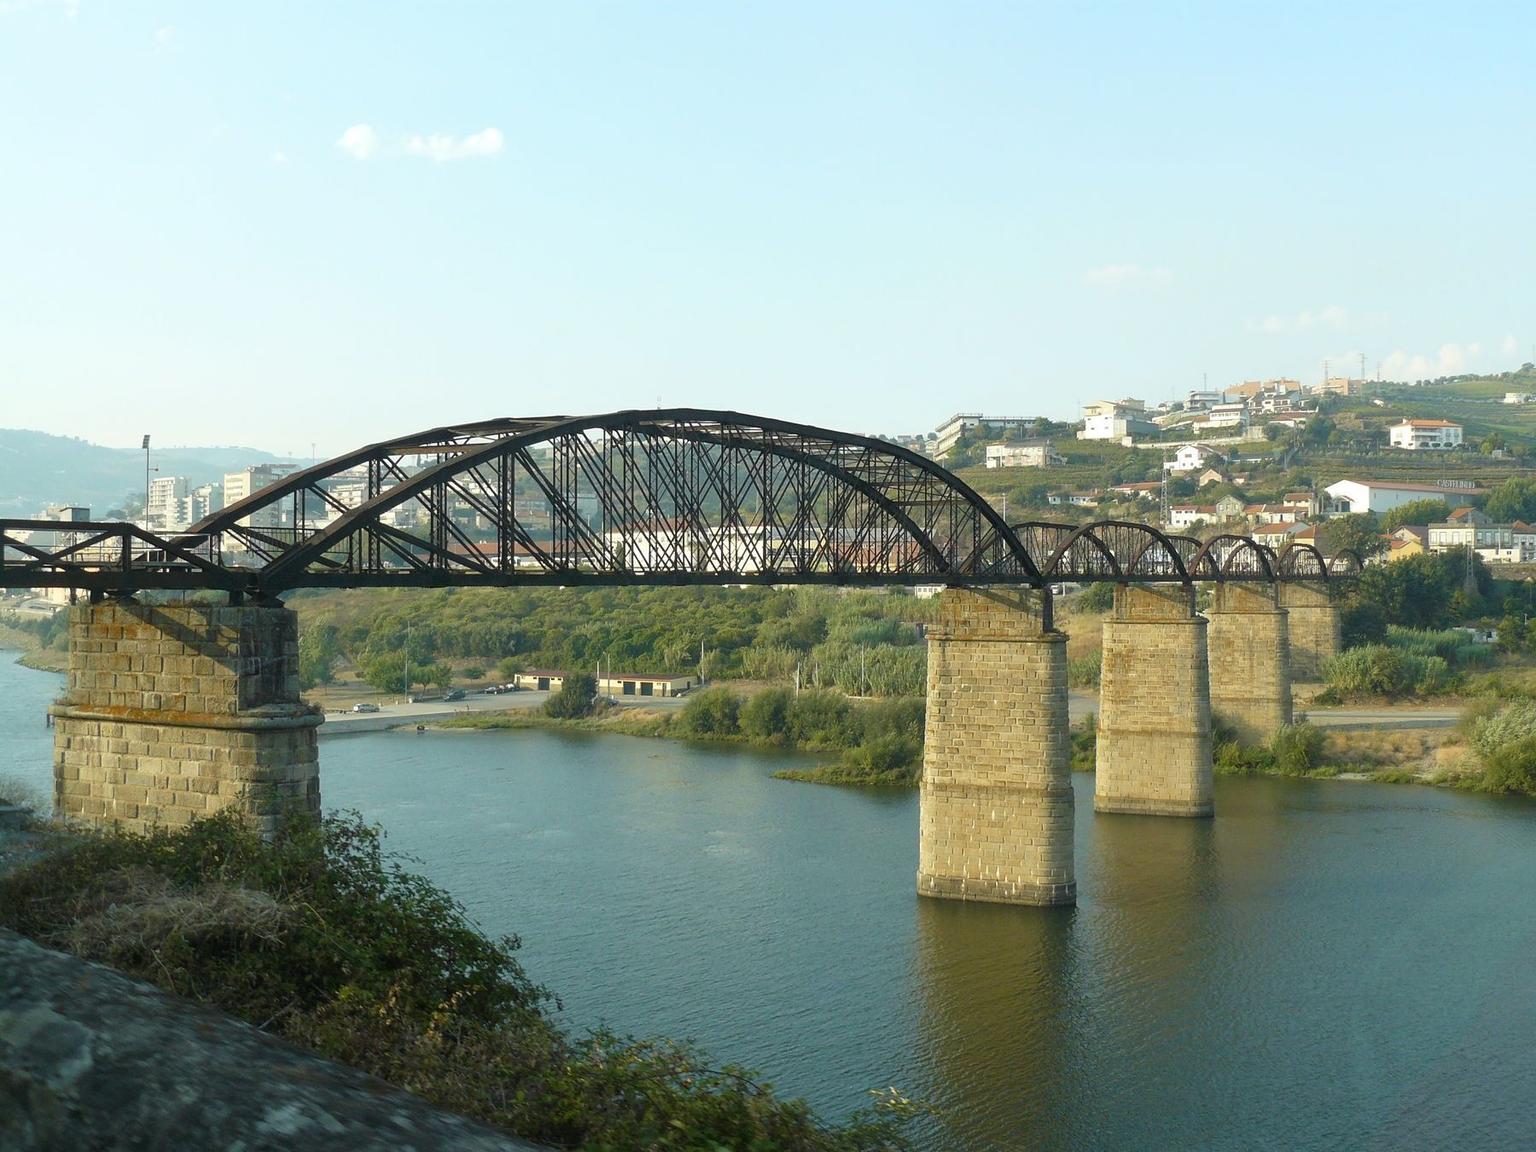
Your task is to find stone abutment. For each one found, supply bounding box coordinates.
[51,601,321,837]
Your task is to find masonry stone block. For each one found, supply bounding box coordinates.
[1207,583,1293,744]
[1277,581,1340,681]
[917,587,1075,907]
[1096,584,1214,817]
[52,602,322,837]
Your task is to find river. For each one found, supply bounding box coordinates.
[3,652,1534,1150]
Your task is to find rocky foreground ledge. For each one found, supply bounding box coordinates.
[0,928,545,1152]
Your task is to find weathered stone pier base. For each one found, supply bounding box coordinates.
[1277,582,1340,681]
[917,588,1074,906]
[1095,584,1214,817]
[52,601,321,836]
[1206,583,1293,744]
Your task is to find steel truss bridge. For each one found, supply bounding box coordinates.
[0,409,1361,600]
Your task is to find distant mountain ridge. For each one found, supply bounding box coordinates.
[0,428,282,517]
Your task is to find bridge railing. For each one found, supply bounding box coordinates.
[0,521,226,584]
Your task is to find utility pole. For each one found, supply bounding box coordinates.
[404,625,411,698]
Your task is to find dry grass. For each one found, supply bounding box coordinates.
[50,867,293,969]
[1320,727,1460,776]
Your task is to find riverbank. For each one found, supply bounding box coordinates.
[0,626,67,673]
[438,692,924,786]
[440,693,1517,798]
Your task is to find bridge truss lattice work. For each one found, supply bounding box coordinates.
[0,409,1360,599]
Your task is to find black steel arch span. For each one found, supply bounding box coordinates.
[188,409,1039,594]
[0,409,1363,596]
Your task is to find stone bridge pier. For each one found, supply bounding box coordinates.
[1277,582,1340,681]
[1095,584,1214,817]
[917,587,1075,906]
[52,601,321,837]
[1206,583,1293,743]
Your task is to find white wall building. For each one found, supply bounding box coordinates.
[1388,419,1463,450]
[147,475,189,532]
[1324,479,1484,516]
[984,442,1064,469]
[933,413,1037,457]
[1165,443,1226,474]
[1078,399,1157,442]
[223,464,298,528]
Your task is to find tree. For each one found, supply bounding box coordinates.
[1351,551,1485,630]
[740,687,793,742]
[1322,512,1385,559]
[360,651,413,693]
[544,673,597,719]
[1484,477,1536,524]
[1380,499,1449,532]
[298,625,339,690]
[677,687,741,737]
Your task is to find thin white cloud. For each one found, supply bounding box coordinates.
[1249,305,1349,334]
[154,25,174,47]
[272,150,289,165]
[403,127,504,162]
[1503,334,1520,356]
[1082,264,1172,289]
[336,123,378,160]
[1381,342,1484,381]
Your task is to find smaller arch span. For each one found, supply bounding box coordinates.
[1192,534,1278,582]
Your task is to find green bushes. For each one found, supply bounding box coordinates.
[1067,651,1102,689]
[1463,700,1536,796]
[1214,722,1326,777]
[1467,699,1536,760]
[677,686,741,737]
[0,813,915,1149]
[1322,645,1464,698]
[740,685,794,742]
[786,690,856,749]
[543,673,597,719]
[1271,723,1326,775]
[1070,718,1096,772]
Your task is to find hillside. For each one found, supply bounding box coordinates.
[0,429,280,518]
[949,365,1536,518]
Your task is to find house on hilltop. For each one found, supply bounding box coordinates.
[1388,418,1463,450]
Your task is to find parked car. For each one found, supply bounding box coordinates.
[351,703,380,713]
[483,686,503,695]
[443,689,465,701]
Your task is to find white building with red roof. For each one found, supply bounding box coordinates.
[1389,418,1463,450]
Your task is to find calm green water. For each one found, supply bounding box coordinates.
[4,653,1535,1150]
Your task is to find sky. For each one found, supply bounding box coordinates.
[2,1,1534,458]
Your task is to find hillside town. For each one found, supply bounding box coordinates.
[9,365,1536,616]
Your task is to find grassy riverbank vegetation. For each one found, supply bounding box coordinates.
[444,683,928,786]
[0,612,70,672]
[0,811,918,1150]
[288,585,937,697]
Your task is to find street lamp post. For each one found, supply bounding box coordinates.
[141,435,151,529]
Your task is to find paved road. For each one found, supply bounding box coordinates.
[1298,706,1462,731]
[318,688,686,736]
[1068,690,1460,731]
[321,688,1462,737]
